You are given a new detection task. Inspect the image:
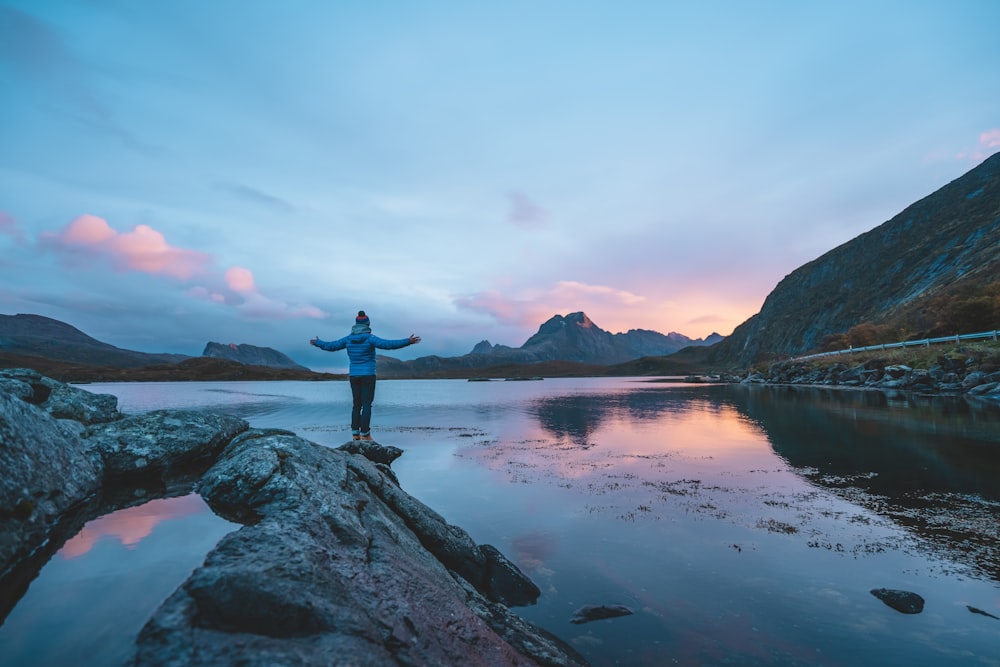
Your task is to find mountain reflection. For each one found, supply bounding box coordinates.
[720,385,1000,581]
[524,382,1000,582]
[529,386,711,445]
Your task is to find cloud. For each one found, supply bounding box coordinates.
[41,214,212,279]
[225,266,256,293]
[956,128,1000,163]
[550,281,646,306]
[236,292,326,320]
[38,214,326,321]
[214,182,297,214]
[0,211,26,244]
[505,191,547,229]
[453,290,540,326]
[454,280,646,328]
[982,129,1000,149]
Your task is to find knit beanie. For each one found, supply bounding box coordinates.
[356,310,370,326]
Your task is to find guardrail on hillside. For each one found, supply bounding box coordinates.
[792,329,1000,362]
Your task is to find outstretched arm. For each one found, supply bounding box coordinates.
[311,335,348,352]
[371,334,421,350]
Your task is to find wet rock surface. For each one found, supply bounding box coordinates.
[0,371,586,666]
[870,588,925,614]
[570,604,634,624]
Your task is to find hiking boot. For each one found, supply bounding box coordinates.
[359,432,373,441]
[352,431,361,440]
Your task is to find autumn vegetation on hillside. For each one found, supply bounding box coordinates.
[820,280,1000,352]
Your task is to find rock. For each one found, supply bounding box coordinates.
[2,371,583,666]
[337,438,404,465]
[962,371,988,388]
[86,410,248,481]
[136,430,581,666]
[870,588,924,614]
[968,381,999,396]
[0,368,121,424]
[967,605,999,620]
[570,604,635,624]
[0,390,102,575]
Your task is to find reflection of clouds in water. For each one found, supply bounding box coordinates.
[459,394,912,563]
[60,494,207,559]
[510,532,558,573]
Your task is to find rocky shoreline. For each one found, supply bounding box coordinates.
[731,350,1000,400]
[0,368,587,666]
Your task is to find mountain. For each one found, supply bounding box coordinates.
[377,312,722,377]
[709,152,1000,367]
[0,314,189,368]
[203,342,309,370]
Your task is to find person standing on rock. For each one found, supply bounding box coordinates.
[311,310,420,441]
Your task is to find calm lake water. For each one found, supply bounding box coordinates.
[2,378,999,666]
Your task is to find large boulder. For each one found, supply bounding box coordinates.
[0,367,121,424]
[135,430,585,666]
[0,371,584,666]
[87,410,248,481]
[0,390,102,575]
[1,374,250,617]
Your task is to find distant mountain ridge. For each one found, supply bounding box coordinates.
[0,314,189,368]
[378,312,723,377]
[0,314,310,373]
[203,341,309,370]
[710,151,1000,367]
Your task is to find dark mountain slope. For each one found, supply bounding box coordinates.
[710,152,1000,367]
[203,342,309,370]
[0,313,189,368]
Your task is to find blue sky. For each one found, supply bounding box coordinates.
[1,0,998,371]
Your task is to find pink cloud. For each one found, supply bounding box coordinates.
[0,211,26,243]
[981,128,1000,149]
[955,128,1000,163]
[453,290,542,326]
[42,214,212,279]
[60,495,206,559]
[551,281,646,306]
[454,281,645,329]
[225,266,256,293]
[39,213,327,321]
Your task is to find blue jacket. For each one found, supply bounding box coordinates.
[312,325,413,376]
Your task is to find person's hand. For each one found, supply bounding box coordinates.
[409,334,421,345]
[310,337,318,346]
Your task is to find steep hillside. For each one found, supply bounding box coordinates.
[711,152,1000,367]
[0,313,189,368]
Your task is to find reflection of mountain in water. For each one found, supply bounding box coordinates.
[721,384,1000,582]
[529,385,719,445]
[728,385,1000,499]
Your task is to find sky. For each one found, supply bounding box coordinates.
[1,1,998,372]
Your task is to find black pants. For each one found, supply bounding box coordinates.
[349,375,377,433]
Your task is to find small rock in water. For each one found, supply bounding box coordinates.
[967,605,999,620]
[870,588,924,614]
[570,603,634,624]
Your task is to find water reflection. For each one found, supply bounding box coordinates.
[721,385,1000,582]
[524,382,1000,584]
[0,494,235,667]
[60,494,209,559]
